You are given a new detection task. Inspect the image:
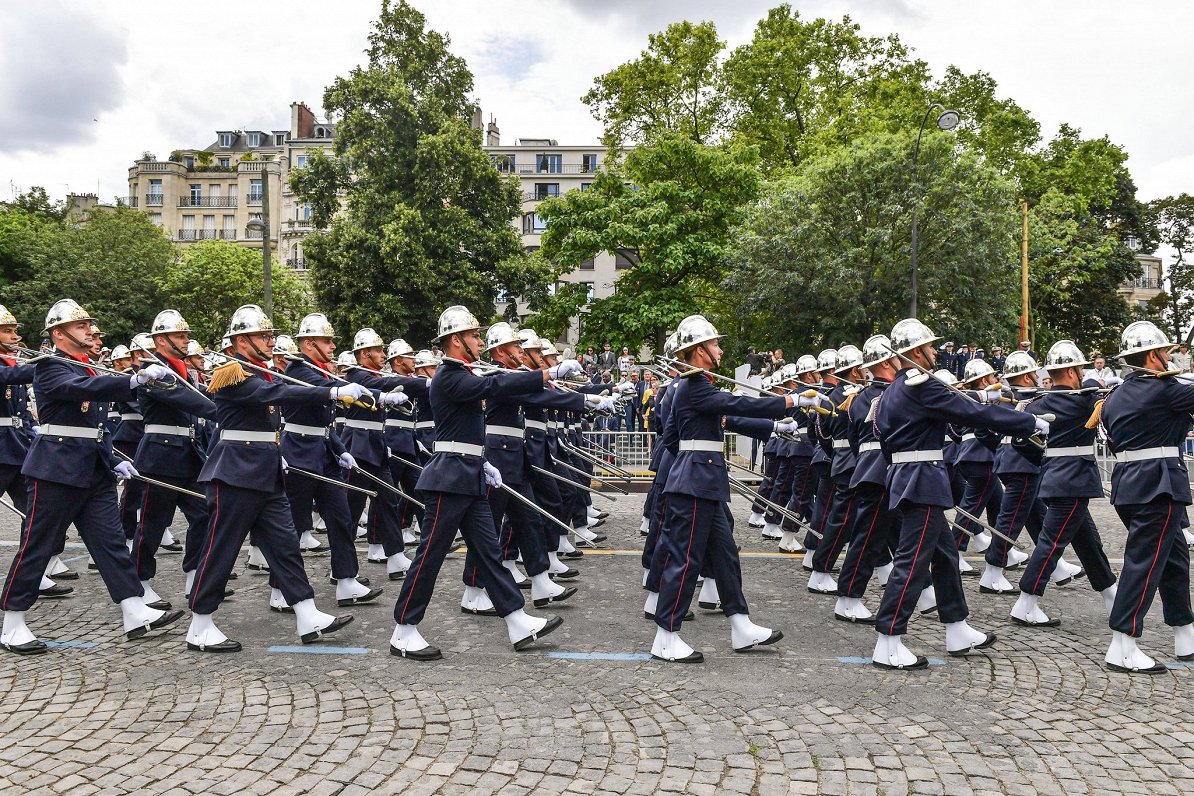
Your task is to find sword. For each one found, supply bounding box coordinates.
[531,464,618,501]
[549,454,630,494]
[218,355,379,412]
[727,475,822,539]
[559,439,636,480]
[286,466,377,496]
[952,504,1025,549]
[349,464,425,510]
[0,496,25,520]
[112,448,206,499]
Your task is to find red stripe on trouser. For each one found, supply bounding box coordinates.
[958,471,995,548]
[190,484,219,609]
[1003,476,1028,543]
[1029,499,1080,593]
[817,483,836,534]
[887,507,933,636]
[398,493,443,625]
[1130,501,1173,635]
[667,498,699,632]
[1,481,37,609]
[134,483,153,571]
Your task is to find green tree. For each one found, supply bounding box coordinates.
[160,241,313,346]
[292,0,524,344]
[723,131,1018,353]
[1150,193,1194,342]
[532,134,760,351]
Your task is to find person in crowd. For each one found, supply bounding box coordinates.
[597,342,616,372]
[1084,354,1118,385]
[989,345,1006,373]
[617,346,636,374]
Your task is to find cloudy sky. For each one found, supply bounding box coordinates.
[2,0,1191,225]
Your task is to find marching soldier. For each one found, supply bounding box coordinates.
[953,358,1006,570]
[0,299,183,654]
[389,306,569,661]
[385,338,425,547]
[870,319,1040,670]
[0,306,35,515]
[801,349,838,560]
[113,333,155,543]
[185,304,363,652]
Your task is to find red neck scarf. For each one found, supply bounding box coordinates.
[64,350,96,377]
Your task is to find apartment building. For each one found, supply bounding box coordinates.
[1117,237,1165,310]
[482,122,626,344]
[125,102,333,271]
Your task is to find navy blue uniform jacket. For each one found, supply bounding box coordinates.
[1102,372,1194,506]
[280,356,350,475]
[0,359,36,467]
[134,357,216,480]
[1030,380,1103,499]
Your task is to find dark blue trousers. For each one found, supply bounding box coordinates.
[189,481,314,615]
[531,468,568,541]
[115,440,143,541]
[812,474,857,573]
[781,455,815,527]
[388,457,424,531]
[131,474,209,581]
[655,495,748,632]
[346,460,403,557]
[285,469,360,580]
[1109,497,1193,637]
[1019,497,1116,596]
[0,464,27,514]
[986,472,1044,567]
[836,484,898,598]
[751,453,777,514]
[2,475,142,612]
[874,502,969,636]
[803,464,834,549]
[955,463,1003,550]
[466,481,548,580]
[394,491,523,625]
[765,456,796,524]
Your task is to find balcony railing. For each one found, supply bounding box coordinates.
[239,162,266,172]
[145,193,164,207]
[138,162,173,172]
[178,196,237,208]
[515,164,598,175]
[1125,276,1161,290]
[123,196,139,208]
[246,194,263,206]
[175,229,237,242]
[244,229,264,240]
[522,191,561,202]
[286,257,308,270]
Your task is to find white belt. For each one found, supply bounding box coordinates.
[120,413,143,422]
[679,440,722,453]
[486,425,524,439]
[385,419,415,429]
[333,418,346,425]
[524,419,547,431]
[144,424,194,438]
[859,441,882,453]
[832,439,851,450]
[548,421,560,431]
[1000,436,1013,445]
[1115,446,1180,462]
[283,423,329,438]
[40,424,102,441]
[961,433,977,442]
[220,430,277,444]
[434,441,483,456]
[0,417,22,428]
[415,421,435,430]
[892,450,944,463]
[343,419,384,431]
[1044,445,1095,458]
[107,412,120,420]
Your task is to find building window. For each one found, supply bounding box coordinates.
[149,213,162,226]
[1125,235,1141,251]
[247,132,261,148]
[223,216,236,239]
[219,157,230,168]
[295,154,308,169]
[314,126,327,138]
[536,154,562,174]
[189,184,202,204]
[581,282,595,303]
[185,156,195,170]
[522,213,547,234]
[580,183,592,192]
[492,154,515,173]
[219,133,234,148]
[582,154,599,173]
[533,183,559,200]
[147,179,163,204]
[249,179,263,204]
[228,184,238,201]
[615,252,633,270]
[579,258,595,271]
[275,133,286,146]
[299,203,313,221]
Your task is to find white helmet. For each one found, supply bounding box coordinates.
[351,327,384,352]
[890,318,941,354]
[662,331,680,359]
[961,358,996,384]
[1002,350,1038,379]
[150,309,190,336]
[385,338,413,360]
[861,335,896,369]
[815,349,838,372]
[517,328,542,350]
[794,354,819,376]
[185,340,204,357]
[413,349,440,369]
[43,298,94,334]
[111,344,132,361]
[780,362,799,383]
[540,340,560,357]
[0,305,19,327]
[131,332,156,353]
[336,351,355,368]
[220,336,233,353]
[273,335,297,356]
[434,305,479,342]
[486,322,519,352]
[296,312,336,339]
[674,315,722,353]
[1118,320,1173,359]
[932,369,959,386]
[834,345,864,375]
[227,304,273,337]
[761,375,774,390]
[1044,340,1091,372]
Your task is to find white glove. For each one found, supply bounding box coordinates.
[795,394,822,409]
[380,391,410,407]
[1033,417,1051,436]
[1104,375,1123,386]
[29,425,40,438]
[114,461,138,479]
[774,420,799,434]
[280,455,289,472]
[338,451,356,470]
[548,359,583,380]
[131,364,172,386]
[587,395,618,413]
[977,385,1004,403]
[330,383,370,401]
[483,461,503,489]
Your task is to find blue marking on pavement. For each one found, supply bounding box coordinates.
[549,651,652,661]
[1165,661,1194,670]
[837,656,946,666]
[46,641,99,649]
[267,645,370,655]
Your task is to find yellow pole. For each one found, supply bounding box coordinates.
[1020,200,1029,345]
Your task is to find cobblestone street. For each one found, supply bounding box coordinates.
[0,493,1190,795]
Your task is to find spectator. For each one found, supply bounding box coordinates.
[641,372,656,432]
[617,346,635,373]
[621,369,644,431]
[581,345,597,373]
[1084,354,1118,386]
[989,345,1006,373]
[1042,375,1053,389]
[597,342,616,372]
[938,342,956,375]
[1018,339,1038,361]
[1173,343,1192,373]
[744,346,764,375]
[771,348,786,372]
[954,344,971,380]
[973,347,985,361]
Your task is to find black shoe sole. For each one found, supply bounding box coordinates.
[460,606,499,616]
[337,588,384,607]
[390,644,442,661]
[561,550,584,560]
[39,587,74,598]
[533,586,577,608]
[51,571,79,581]
[144,600,172,611]
[300,615,353,644]
[872,655,929,670]
[513,615,563,651]
[160,544,183,552]
[269,605,295,614]
[2,640,48,655]
[1106,661,1168,674]
[698,601,721,610]
[388,571,407,581]
[948,633,998,657]
[550,570,580,581]
[979,586,1019,595]
[1011,615,1060,628]
[651,651,704,663]
[734,630,784,652]
[126,609,184,640]
[186,640,242,653]
[834,613,875,624]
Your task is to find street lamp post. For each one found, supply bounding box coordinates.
[245,165,273,318]
[909,103,961,317]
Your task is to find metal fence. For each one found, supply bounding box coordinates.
[577,432,759,479]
